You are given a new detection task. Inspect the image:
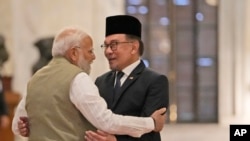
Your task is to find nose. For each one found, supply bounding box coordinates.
[104,46,113,54]
[92,53,96,60]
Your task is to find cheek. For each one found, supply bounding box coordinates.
[85,53,95,62]
[104,50,110,57]
[104,51,108,57]
[121,50,132,58]
[82,52,88,60]
[118,53,130,62]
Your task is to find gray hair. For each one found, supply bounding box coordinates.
[52,26,89,57]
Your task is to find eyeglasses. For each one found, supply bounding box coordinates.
[100,41,133,51]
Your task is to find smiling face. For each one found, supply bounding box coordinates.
[103,34,140,71]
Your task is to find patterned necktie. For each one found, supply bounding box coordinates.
[114,71,124,95]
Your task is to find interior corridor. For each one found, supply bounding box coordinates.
[161,124,228,141]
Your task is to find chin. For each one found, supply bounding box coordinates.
[109,65,115,70]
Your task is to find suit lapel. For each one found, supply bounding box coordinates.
[104,71,116,109]
[111,61,146,108]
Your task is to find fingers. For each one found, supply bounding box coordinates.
[85,130,116,141]
[18,116,29,137]
[96,130,108,136]
[18,121,29,137]
[157,107,167,115]
[151,107,167,132]
[84,134,91,141]
[19,116,29,122]
[85,130,104,141]
[84,131,93,141]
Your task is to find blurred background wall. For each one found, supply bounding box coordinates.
[0,0,125,95]
[0,0,250,141]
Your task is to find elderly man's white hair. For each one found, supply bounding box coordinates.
[51,26,89,57]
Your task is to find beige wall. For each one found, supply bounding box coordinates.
[0,0,124,97]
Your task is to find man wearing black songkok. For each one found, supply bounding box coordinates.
[92,15,169,141]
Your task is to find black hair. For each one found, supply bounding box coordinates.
[126,34,144,56]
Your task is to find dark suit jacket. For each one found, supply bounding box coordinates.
[95,60,169,141]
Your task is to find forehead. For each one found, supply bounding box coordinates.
[81,36,93,47]
[105,34,126,43]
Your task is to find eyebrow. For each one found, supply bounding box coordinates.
[104,39,119,44]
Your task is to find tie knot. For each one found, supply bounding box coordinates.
[116,71,124,80]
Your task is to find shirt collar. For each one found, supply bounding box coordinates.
[122,59,140,77]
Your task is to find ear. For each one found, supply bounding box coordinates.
[131,41,139,54]
[66,47,78,63]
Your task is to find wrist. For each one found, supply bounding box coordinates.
[152,117,156,131]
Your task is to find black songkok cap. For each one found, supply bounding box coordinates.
[105,15,141,38]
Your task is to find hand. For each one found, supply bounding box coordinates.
[0,115,10,128]
[150,107,167,132]
[18,116,30,137]
[85,130,117,141]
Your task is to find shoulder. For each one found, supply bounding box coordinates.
[95,71,113,83]
[144,68,167,78]
[96,71,113,79]
[139,68,168,85]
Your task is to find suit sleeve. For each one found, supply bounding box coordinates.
[142,74,169,116]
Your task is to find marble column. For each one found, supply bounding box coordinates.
[219,0,250,125]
